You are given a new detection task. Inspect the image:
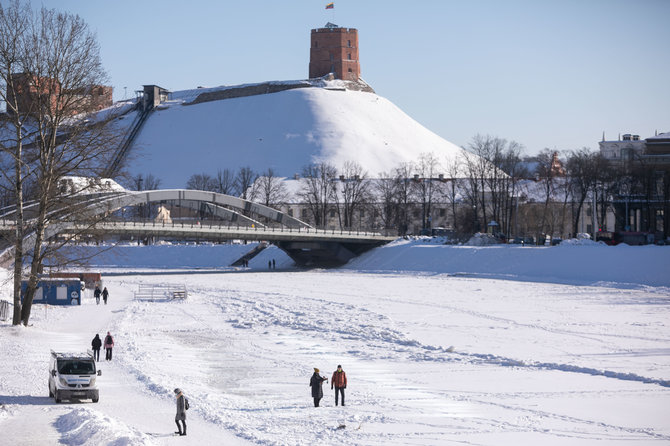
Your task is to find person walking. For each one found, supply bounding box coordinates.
[91,334,102,362]
[94,286,101,305]
[104,331,114,361]
[331,364,347,406]
[102,287,109,305]
[309,368,328,407]
[174,388,188,436]
[272,259,276,270]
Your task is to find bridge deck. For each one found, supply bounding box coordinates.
[58,221,396,244]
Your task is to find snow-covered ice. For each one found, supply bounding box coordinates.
[1,241,669,445]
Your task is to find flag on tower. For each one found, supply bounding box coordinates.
[326,2,334,9]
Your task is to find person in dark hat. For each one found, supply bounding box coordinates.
[174,388,188,436]
[309,368,328,407]
[331,364,347,406]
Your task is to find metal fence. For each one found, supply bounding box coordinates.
[134,284,188,301]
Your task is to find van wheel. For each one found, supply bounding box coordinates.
[55,391,61,403]
[49,386,53,398]
[92,397,99,403]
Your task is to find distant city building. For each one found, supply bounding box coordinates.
[6,72,112,116]
[309,23,360,80]
[599,131,670,240]
[599,133,646,163]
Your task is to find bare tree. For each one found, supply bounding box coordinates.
[374,172,399,233]
[392,162,414,235]
[299,162,337,228]
[186,173,217,191]
[440,156,463,233]
[214,168,236,195]
[235,166,257,200]
[255,168,287,208]
[411,152,442,231]
[332,161,370,229]
[0,0,32,324]
[1,3,117,325]
[535,149,560,241]
[566,148,598,236]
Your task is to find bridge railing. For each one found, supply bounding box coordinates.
[65,219,394,239]
[1,217,397,241]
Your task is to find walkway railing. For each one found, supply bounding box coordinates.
[55,220,396,242]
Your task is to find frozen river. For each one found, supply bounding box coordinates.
[1,264,669,445]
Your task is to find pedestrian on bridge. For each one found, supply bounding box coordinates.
[102,287,109,305]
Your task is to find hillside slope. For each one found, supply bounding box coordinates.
[126,81,467,188]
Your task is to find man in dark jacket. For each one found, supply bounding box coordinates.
[174,388,187,436]
[91,334,102,362]
[331,364,347,406]
[309,368,328,407]
[94,286,101,304]
[102,287,109,305]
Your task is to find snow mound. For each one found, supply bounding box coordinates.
[56,408,156,446]
[559,237,605,246]
[127,82,470,188]
[344,238,670,287]
[465,233,501,246]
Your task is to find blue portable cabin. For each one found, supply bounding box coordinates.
[21,279,82,306]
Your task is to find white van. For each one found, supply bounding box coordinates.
[48,351,101,403]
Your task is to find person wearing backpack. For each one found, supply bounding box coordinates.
[91,334,102,362]
[174,388,189,436]
[104,332,114,361]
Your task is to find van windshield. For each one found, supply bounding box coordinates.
[57,359,95,375]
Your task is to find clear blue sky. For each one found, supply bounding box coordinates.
[36,0,670,154]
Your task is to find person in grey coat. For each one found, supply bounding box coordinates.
[309,368,328,407]
[174,388,187,436]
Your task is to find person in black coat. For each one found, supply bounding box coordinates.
[91,334,102,361]
[309,368,328,407]
[94,286,101,304]
[102,287,109,305]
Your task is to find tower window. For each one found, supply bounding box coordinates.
[314,41,318,48]
[348,53,351,60]
[348,40,351,47]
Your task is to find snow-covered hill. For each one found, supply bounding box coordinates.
[124,80,467,188]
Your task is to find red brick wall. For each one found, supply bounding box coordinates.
[7,73,112,116]
[309,27,360,81]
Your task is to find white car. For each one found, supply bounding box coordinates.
[48,351,101,403]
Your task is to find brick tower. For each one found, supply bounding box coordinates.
[309,23,360,81]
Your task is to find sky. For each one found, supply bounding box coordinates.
[31,0,670,155]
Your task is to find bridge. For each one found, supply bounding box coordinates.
[0,188,395,267]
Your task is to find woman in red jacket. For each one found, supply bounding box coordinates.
[331,365,347,406]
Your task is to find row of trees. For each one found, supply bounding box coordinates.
[0,1,118,325]
[180,137,667,242]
